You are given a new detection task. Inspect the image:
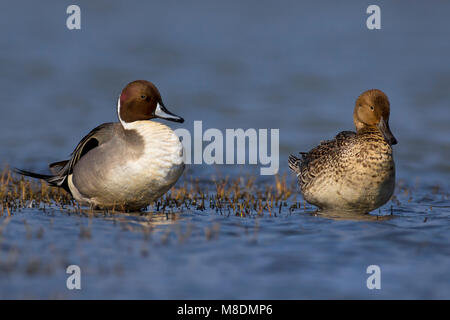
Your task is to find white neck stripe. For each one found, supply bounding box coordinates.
[117,97,134,130]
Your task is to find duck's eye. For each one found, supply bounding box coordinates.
[370,106,374,111]
[141,95,147,100]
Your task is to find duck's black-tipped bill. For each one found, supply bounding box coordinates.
[154,103,184,123]
[378,117,397,145]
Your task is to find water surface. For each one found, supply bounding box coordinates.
[0,0,449,299]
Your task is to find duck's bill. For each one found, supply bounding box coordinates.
[154,103,184,123]
[378,117,397,145]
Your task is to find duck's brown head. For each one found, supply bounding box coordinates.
[118,80,184,126]
[353,89,397,145]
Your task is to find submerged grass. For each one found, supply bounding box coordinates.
[0,168,73,215]
[0,168,303,217]
[1,167,447,219]
[160,173,301,217]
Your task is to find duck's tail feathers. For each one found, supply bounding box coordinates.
[13,168,67,189]
[14,168,52,181]
[288,154,302,175]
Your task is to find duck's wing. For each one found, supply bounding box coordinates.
[289,131,356,185]
[15,123,118,193]
[301,131,355,164]
[49,122,119,184]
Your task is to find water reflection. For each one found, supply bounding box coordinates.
[86,209,183,232]
[307,209,394,221]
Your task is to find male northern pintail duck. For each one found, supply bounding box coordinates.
[17,80,185,211]
[289,89,397,214]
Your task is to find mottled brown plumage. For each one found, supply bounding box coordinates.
[289,89,397,213]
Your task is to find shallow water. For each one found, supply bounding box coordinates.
[1,1,449,299]
[1,181,449,299]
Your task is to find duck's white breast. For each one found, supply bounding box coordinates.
[110,121,184,200]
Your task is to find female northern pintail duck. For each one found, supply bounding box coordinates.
[289,89,397,214]
[17,80,185,211]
